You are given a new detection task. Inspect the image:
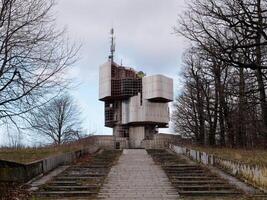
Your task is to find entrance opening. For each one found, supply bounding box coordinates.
[115,142,120,149]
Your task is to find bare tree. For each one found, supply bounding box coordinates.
[176,0,267,144]
[174,0,267,148]
[0,0,78,128]
[172,45,262,147]
[30,95,82,145]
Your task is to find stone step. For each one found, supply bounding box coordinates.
[175,184,232,190]
[86,165,111,168]
[49,180,78,184]
[43,185,99,191]
[84,161,113,164]
[35,191,98,197]
[163,166,199,168]
[71,166,107,169]
[164,169,205,172]
[34,150,122,198]
[56,176,102,180]
[97,149,180,199]
[172,180,226,185]
[147,149,242,197]
[68,169,109,173]
[170,176,217,180]
[61,173,106,177]
[178,190,240,196]
[163,164,200,168]
[167,173,212,176]
[49,181,82,186]
[166,168,207,172]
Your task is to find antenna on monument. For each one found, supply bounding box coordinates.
[109,28,115,62]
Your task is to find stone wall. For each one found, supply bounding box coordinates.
[92,135,129,149]
[115,137,129,149]
[89,134,181,149]
[82,134,182,150]
[93,135,115,149]
[0,146,98,183]
[141,134,181,149]
[170,144,267,192]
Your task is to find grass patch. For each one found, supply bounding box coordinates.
[186,145,267,166]
[0,143,89,164]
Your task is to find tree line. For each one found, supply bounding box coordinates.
[173,0,267,148]
[0,0,83,146]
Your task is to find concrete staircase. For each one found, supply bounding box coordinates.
[147,149,241,197]
[97,149,179,200]
[34,150,121,198]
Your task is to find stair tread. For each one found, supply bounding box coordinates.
[36,191,98,194]
[179,190,240,194]
[175,185,232,188]
[44,185,99,189]
[172,180,225,184]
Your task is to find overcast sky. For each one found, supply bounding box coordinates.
[0,0,190,146]
[52,0,188,136]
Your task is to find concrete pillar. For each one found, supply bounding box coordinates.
[129,126,145,148]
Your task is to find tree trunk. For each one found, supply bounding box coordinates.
[256,0,267,147]
[237,67,246,147]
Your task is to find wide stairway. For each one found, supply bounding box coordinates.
[147,149,241,197]
[34,150,121,199]
[97,149,179,200]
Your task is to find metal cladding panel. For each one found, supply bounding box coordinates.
[121,100,130,124]
[143,100,169,123]
[99,61,111,100]
[128,94,143,123]
[124,94,170,124]
[142,75,173,102]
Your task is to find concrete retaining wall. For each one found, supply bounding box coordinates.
[93,135,115,149]
[83,134,180,150]
[115,137,129,149]
[141,139,168,149]
[141,134,181,149]
[0,145,98,183]
[170,144,267,191]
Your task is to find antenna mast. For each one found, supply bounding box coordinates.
[109,28,115,62]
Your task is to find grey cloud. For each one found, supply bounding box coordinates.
[56,0,186,79]
[54,0,187,134]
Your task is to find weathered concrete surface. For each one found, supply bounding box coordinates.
[141,134,181,149]
[97,149,179,200]
[170,145,265,193]
[0,145,99,182]
[176,152,258,195]
[33,150,122,199]
[0,159,43,182]
[28,165,69,191]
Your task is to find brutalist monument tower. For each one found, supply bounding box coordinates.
[99,29,173,148]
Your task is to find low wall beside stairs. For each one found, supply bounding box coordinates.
[90,134,180,150]
[0,145,99,183]
[170,144,267,192]
[141,134,181,149]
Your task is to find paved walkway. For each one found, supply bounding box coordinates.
[97,149,179,200]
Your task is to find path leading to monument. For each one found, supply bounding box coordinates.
[97,149,179,200]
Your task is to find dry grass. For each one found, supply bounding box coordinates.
[187,145,267,166]
[181,196,265,200]
[0,143,90,164]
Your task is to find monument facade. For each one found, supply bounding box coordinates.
[99,29,173,148]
